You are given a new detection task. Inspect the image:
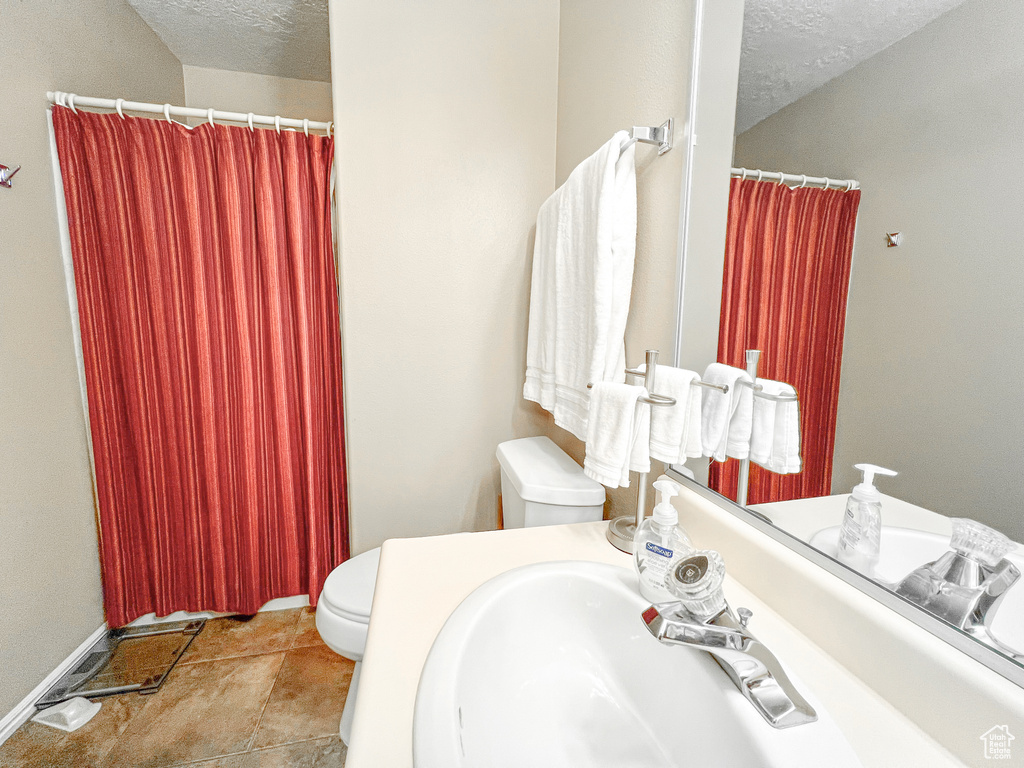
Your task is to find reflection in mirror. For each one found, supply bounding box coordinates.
[680,0,1024,676]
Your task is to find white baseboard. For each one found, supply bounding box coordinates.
[0,624,107,746]
[0,594,311,746]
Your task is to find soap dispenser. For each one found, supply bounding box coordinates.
[836,463,898,575]
[634,479,694,602]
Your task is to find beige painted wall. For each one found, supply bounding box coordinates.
[733,0,1024,540]
[538,0,695,519]
[545,0,746,510]
[0,2,184,717]
[328,0,560,552]
[183,66,333,124]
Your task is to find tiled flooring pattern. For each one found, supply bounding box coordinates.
[0,608,352,768]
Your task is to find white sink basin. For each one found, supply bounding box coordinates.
[809,526,1024,653]
[413,561,861,767]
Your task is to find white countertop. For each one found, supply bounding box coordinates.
[345,520,964,767]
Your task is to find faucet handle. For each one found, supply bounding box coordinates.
[951,518,1013,566]
[737,607,753,628]
[669,550,727,620]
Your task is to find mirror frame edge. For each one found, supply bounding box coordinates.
[664,468,1024,688]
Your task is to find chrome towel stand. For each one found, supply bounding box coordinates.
[588,349,677,554]
[589,347,800,550]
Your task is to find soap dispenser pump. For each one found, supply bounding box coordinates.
[836,463,898,575]
[633,479,694,602]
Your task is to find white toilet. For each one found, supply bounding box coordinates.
[315,435,605,745]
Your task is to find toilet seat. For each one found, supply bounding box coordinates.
[320,547,379,622]
[316,547,380,661]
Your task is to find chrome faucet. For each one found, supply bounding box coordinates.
[642,551,817,729]
[893,519,1022,660]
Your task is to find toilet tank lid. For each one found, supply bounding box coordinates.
[496,436,605,506]
[321,546,381,620]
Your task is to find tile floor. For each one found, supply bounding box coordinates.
[0,608,353,768]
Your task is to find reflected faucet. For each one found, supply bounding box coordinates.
[642,551,817,729]
[893,519,1022,660]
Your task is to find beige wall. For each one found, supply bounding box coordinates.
[328,0,560,552]
[0,2,184,717]
[544,0,747,510]
[183,66,333,124]
[733,0,1024,540]
[539,0,695,518]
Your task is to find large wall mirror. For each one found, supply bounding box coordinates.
[671,0,1024,685]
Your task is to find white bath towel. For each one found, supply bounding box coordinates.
[584,382,648,488]
[637,364,703,463]
[750,380,802,474]
[701,363,752,462]
[523,132,637,441]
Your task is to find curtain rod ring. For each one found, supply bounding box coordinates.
[302,119,309,137]
[247,113,255,132]
[207,108,215,127]
[846,179,855,192]
[275,115,282,135]
[115,98,125,120]
[327,122,334,138]
[163,104,173,125]
[799,175,808,189]
[739,168,747,183]
[68,93,78,114]
[823,177,831,190]
[755,169,762,183]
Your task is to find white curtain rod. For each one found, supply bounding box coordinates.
[46,91,333,135]
[731,166,859,191]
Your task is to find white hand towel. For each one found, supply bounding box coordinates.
[637,364,703,463]
[749,382,780,467]
[770,384,802,474]
[523,132,637,441]
[726,381,755,460]
[750,381,802,473]
[701,363,752,462]
[629,402,651,475]
[584,382,648,488]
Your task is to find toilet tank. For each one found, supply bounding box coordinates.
[495,437,606,529]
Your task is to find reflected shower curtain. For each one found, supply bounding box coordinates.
[52,106,349,627]
[709,177,860,504]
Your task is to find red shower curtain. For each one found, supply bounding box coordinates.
[53,106,349,627]
[709,177,860,505]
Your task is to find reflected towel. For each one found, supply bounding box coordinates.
[750,380,802,474]
[701,363,752,462]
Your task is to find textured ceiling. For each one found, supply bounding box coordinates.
[736,0,968,134]
[128,0,331,82]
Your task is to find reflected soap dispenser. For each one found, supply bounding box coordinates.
[634,479,694,602]
[836,463,898,576]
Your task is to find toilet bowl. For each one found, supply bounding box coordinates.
[315,435,605,745]
[315,546,379,745]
